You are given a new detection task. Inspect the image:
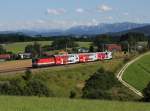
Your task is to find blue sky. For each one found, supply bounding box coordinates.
[0,0,149,31]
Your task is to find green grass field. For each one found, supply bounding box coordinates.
[123,53,150,92]
[4,41,52,53]
[0,96,149,111]
[3,41,92,53]
[0,59,123,97]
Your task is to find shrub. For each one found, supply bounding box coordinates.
[25,79,52,97]
[0,71,53,97]
[82,69,137,101]
[123,56,130,63]
[69,90,76,99]
[82,69,119,99]
[142,81,150,102]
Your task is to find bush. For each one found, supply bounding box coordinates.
[142,81,150,102]
[25,79,52,97]
[82,69,119,99]
[69,90,76,99]
[82,69,137,101]
[0,71,53,97]
[123,56,130,63]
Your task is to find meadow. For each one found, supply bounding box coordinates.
[0,96,150,111]
[123,53,150,92]
[3,41,92,53]
[0,59,124,97]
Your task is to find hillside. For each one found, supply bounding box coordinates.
[0,96,150,111]
[123,53,150,92]
[112,25,150,36]
[0,59,124,98]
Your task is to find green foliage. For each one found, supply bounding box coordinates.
[25,42,42,58]
[0,71,52,97]
[51,38,78,50]
[89,45,94,52]
[22,69,32,81]
[82,68,138,101]
[120,32,148,52]
[69,90,76,98]
[25,79,51,97]
[0,45,6,54]
[82,70,119,99]
[148,40,150,49]
[93,34,111,51]
[142,81,150,102]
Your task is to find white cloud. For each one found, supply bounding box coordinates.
[47,8,66,15]
[106,16,113,20]
[76,8,85,13]
[91,19,99,25]
[97,4,112,12]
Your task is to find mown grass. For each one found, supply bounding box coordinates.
[3,41,92,53]
[0,96,149,111]
[123,53,150,92]
[0,59,123,97]
[76,42,92,48]
[4,41,52,53]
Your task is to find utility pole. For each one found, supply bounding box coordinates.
[128,42,130,54]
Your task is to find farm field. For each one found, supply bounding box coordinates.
[123,53,150,92]
[0,96,150,111]
[3,41,52,53]
[3,41,92,53]
[0,59,124,97]
[0,59,31,73]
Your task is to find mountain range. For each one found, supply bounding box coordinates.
[0,22,150,36]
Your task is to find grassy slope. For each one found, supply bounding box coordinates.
[0,60,123,97]
[3,41,92,53]
[0,96,150,111]
[123,54,150,92]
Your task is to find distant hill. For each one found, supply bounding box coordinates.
[113,25,150,36]
[64,22,148,36]
[0,22,149,36]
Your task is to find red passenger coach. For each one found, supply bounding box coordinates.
[54,55,68,65]
[96,52,112,60]
[96,52,107,60]
[79,54,87,63]
[79,53,97,63]
[32,51,113,68]
[0,54,11,60]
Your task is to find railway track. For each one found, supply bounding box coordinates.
[0,58,122,74]
[0,67,31,74]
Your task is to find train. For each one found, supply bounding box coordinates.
[32,51,112,68]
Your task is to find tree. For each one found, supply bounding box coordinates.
[25,42,42,58]
[93,34,111,51]
[82,68,137,101]
[148,40,150,50]
[0,45,6,54]
[120,41,129,53]
[51,38,78,50]
[22,69,32,81]
[89,45,94,52]
[82,68,119,99]
[120,32,147,52]
[143,81,150,102]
